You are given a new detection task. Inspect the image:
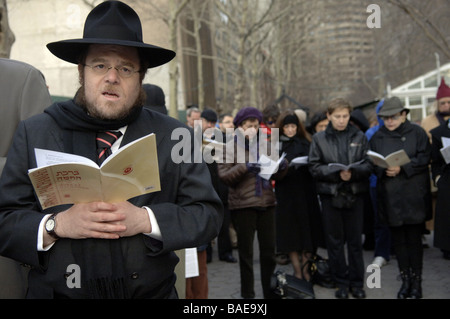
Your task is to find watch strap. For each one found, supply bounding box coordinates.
[46,213,59,239]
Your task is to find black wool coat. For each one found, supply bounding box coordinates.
[0,104,223,298]
[273,136,323,252]
[430,120,450,251]
[370,121,432,227]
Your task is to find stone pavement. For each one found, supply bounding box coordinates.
[207,232,450,299]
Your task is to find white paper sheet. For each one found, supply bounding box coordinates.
[258,152,286,180]
[185,248,199,278]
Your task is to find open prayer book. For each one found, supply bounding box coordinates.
[28,133,161,210]
[367,149,410,168]
[258,153,286,180]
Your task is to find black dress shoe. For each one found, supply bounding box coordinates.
[350,287,366,299]
[219,254,237,263]
[443,250,450,260]
[335,287,349,299]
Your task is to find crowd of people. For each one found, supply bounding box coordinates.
[193,78,450,300]
[0,0,448,301]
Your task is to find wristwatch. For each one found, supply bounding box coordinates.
[45,213,59,239]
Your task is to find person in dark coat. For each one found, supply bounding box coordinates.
[430,120,450,260]
[350,108,370,132]
[273,110,322,281]
[307,110,329,135]
[309,98,372,299]
[0,1,222,299]
[142,83,168,115]
[351,108,375,251]
[369,97,432,299]
[366,99,392,268]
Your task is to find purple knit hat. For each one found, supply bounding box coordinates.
[233,107,263,127]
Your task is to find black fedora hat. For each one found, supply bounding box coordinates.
[47,0,175,68]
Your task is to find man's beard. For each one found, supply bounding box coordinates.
[75,85,146,121]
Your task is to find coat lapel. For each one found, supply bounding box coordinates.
[71,130,98,164]
[120,110,167,149]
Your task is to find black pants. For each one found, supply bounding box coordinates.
[320,194,365,289]
[218,205,234,259]
[230,206,276,299]
[389,223,423,275]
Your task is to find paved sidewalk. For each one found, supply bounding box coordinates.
[207,232,450,299]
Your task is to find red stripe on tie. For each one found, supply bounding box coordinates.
[98,149,107,159]
[105,131,119,139]
[96,137,113,147]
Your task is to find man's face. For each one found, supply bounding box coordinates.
[78,44,143,120]
[220,115,234,132]
[201,118,216,132]
[187,111,201,128]
[438,97,450,115]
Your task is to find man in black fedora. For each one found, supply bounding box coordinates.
[0,0,222,299]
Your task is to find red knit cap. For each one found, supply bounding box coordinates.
[436,77,450,100]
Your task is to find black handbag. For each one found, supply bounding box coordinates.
[270,271,315,299]
[308,254,335,288]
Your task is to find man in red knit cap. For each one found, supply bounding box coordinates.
[422,78,450,140]
[421,77,450,241]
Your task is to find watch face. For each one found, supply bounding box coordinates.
[46,219,55,231]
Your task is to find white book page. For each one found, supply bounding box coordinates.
[34,148,97,168]
[258,152,286,180]
[442,137,450,149]
[291,156,309,165]
[185,248,199,278]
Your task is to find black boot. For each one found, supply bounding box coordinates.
[397,270,410,299]
[409,273,422,299]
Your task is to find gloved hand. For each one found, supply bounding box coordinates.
[246,162,261,174]
[278,159,288,171]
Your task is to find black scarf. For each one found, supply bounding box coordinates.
[436,111,450,126]
[45,99,143,132]
[45,99,143,298]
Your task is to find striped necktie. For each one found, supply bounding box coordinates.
[96,131,123,164]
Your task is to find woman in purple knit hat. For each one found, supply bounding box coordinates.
[218,107,287,299]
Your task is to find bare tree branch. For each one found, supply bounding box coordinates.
[388,0,450,59]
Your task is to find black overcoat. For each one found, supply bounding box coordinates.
[274,136,323,252]
[430,120,450,251]
[0,104,223,298]
[370,121,432,227]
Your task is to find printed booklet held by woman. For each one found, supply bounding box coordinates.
[367,149,410,168]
